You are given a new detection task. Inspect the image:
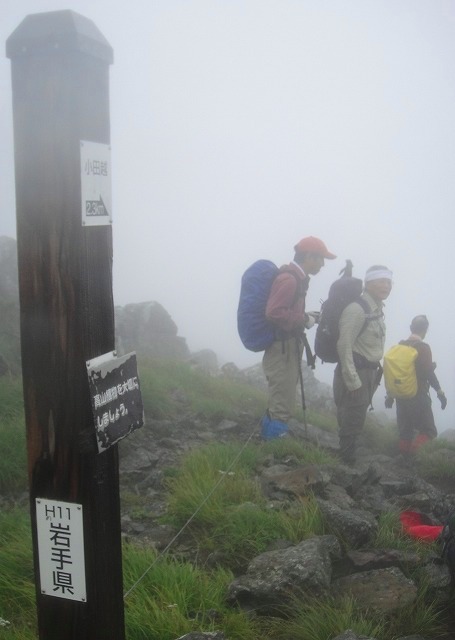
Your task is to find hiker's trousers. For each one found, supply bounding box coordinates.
[333,365,379,441]
[396,393,437,442]
[263,337,301,423]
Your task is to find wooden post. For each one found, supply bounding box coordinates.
[6,11,125,640]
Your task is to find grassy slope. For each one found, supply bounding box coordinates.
[1,359,454,639]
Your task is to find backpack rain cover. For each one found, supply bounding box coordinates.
[237,260,279,352]
[383,344,418,398]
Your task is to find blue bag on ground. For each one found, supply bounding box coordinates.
[237,260,279,352]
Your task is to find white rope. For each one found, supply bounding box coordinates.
[123,422,259,599]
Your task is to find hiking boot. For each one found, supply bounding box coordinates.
[261,415,289,440]
[411,434,430,452]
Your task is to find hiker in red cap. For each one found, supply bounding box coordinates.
[385,315,447,456]
[261,236,336,439]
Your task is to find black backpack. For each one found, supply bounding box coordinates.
[314,261,371,364]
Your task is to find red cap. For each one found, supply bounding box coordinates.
[294,236,336,259]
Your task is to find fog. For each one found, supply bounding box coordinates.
[2,1,454,432]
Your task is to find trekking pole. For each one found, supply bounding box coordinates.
[296,336,308,437]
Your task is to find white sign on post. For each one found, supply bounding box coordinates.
[36,498,87,602]
[80,140,112,226]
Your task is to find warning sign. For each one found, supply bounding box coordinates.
[87,351,144,453]
[80,140,112,226]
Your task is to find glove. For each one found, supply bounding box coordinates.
[437,390,447,410]
[304,313,316,329]
[385,395,394,409]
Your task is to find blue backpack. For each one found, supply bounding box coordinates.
[237,260,300,352]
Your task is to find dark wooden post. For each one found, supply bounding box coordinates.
[6,11,125,640]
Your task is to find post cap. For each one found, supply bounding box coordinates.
[6,10,113,64]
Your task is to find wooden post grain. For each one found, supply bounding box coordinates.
[7,11,125,639]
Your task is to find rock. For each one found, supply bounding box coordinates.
[188,349,218,374]
[317,499,378,548]
[115,301,189,359]
[439,429,455,443]
[227,535,341,611]
[332,548,421,579]
[261,465,325,499]
[331,567,418,613]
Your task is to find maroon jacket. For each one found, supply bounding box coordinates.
[265,262,310,334]
[400,336,441,395]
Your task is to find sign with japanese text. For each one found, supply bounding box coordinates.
[87,351,144,453]
[36,499,86,602]
[80,140,112,226]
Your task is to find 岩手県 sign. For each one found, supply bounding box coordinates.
[36,498,86,602]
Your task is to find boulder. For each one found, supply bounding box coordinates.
[227,535,341,611]
[115,301,189,360]
[331,567,418,613]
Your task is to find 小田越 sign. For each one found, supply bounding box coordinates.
[36,498,86,602]
[80,140,112,226]
[86,351,144,453]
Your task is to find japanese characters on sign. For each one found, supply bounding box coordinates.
[87,351,144,453]
[36,499,86,602]
[80,140,112,226]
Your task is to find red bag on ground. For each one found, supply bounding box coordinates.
[400,510,443,542]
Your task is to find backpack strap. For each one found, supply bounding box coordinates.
[356,298,383,338]
[279,267,309,302]
[273,268,310,348]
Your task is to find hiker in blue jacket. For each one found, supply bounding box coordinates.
[261,236,336,439]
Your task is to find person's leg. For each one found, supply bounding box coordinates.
[262,339,299,438]
[411,393,437,451]
[396,400,414,455]
[333,366,373,463]
[263,338,300,422]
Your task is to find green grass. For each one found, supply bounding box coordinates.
[139,357,266,420]
[123,544,267,640]
[1,361,455,640]
[0,377,27,493]
[276,596,386,640]
[415,437,455,484]
[0,509,36,639]
[164,441,326,568]
[0,508,271,640]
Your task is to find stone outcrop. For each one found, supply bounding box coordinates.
[115,301,190,360]
[227,535,341,610]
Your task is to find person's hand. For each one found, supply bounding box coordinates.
[307,311,320,324]
[304,313,316,329]
[437,390,447,410]
[385,395,394,409]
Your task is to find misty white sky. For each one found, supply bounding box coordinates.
[2,1,455,431]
